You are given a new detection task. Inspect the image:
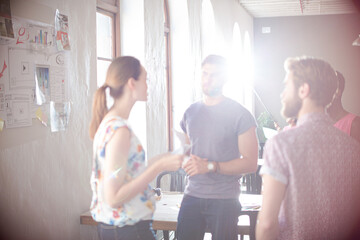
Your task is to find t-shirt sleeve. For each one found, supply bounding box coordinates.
[180,112,187,134]
[259,137,289,185]
[235,109,257,136]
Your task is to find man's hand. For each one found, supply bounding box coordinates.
[183,154,209,176]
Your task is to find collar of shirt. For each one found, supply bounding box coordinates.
[297,112,332,127]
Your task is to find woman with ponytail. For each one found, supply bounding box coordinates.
[89,56,184,240]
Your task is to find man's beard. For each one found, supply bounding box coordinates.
[281,94,302,119]
[203,86,222,97]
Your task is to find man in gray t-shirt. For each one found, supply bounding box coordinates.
[176,55,258,240]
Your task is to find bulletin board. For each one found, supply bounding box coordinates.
[0,15,71,132]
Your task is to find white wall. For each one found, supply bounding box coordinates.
[143,0,168,159]
[0,0,97,239]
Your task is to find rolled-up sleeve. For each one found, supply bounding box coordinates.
[259,137,289,185]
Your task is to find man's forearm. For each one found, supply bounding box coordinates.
[256,220,279,240]
[217,156,257,175]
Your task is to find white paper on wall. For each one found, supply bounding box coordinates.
[4,92,32,128]
[34,65,50,105]
[55,10,71,51]
[0,17,69,129]
[8,47,38,89]
[35,103,49,126]
[50,101,70,132]
[12,16,55,48]
[49,53,67,103]
[0,44,7,122]
[0,83,4,115]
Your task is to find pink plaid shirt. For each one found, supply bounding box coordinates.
[260,112,360,240]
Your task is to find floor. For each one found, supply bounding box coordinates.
[157,230,250,240]
[204,233,250,240]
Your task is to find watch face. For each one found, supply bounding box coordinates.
[208,162,214,170]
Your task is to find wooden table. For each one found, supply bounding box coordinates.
[80,192,262,239]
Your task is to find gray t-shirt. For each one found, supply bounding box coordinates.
[180,97,256,199]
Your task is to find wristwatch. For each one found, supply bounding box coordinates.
[207,162,216,172]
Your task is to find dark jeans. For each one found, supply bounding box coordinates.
[176,195,242,240]
[97,220,156,240]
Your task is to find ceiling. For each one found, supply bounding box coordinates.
[237,0,360,18]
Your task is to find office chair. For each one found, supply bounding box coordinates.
[155,170,187,240]
[156,169,187,192]
[243,167,262,194]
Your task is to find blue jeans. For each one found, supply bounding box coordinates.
[176,195,242,240]
[97,220,156,240]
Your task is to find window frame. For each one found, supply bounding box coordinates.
[95,0,120,88]
[164,0,173,151]
[96,0,120,58]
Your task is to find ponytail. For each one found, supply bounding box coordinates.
[89,85,108,139]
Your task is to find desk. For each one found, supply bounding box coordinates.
[80,193,262,239]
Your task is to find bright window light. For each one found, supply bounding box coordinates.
[243,31,255,112]
[201,0,217,57]
[224,22,243,104]
[96,11,114,88]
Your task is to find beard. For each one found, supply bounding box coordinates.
[202,85,223,97]
[281,94,302,119]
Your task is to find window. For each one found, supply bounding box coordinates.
[243,31,254,112]
[168,0,192,151]
[201,0,216,58]
[200,0,225,57]
[224,23,243,104]
[119,0,146,152]
[96,0,120,87]
[96,11,114,87]
[223,25,254,114]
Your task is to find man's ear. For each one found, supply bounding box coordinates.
[298,83,310,99]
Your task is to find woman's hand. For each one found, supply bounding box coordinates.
[183,154,209,176]
[156,153,184,172]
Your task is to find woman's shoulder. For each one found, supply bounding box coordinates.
[94,116,131,143]
[101,116,129,130]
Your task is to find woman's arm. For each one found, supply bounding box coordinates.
[103,127,183,208]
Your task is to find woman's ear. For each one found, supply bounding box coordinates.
[298,83,310,99]
[127,78,136,90]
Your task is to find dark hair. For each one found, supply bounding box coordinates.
[201,54,227,68]
[284,56,337,107]
[89,56,141,139]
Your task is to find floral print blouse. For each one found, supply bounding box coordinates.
[90,116,155,227]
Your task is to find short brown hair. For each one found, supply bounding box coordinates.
[201,55,227,68]
[284,56,337,107]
